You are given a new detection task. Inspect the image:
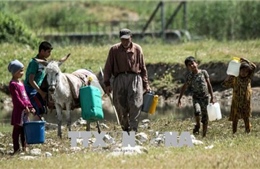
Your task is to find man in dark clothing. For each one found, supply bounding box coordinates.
[103,28,150,132]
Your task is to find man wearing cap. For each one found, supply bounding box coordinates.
[24,41,53,119]
[103,28,151,132]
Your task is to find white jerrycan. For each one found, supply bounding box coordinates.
[207,102,222,121]
[226,57,241,77]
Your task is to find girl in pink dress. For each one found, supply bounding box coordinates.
[8,60,35,154]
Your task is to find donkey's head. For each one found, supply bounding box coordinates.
[36,53,70,93]
[45,61,61,93]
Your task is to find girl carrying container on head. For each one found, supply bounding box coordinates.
[222,57,256,134]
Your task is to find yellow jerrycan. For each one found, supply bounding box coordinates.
[148,95,159,115]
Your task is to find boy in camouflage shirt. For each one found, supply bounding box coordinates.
[177,56,214,137]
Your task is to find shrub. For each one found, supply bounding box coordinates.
[0,10,39,49]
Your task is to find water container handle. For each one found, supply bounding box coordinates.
[233,57,241,62]
[145,90,154,95]
[208,103,213,106]
[209,102,218,106]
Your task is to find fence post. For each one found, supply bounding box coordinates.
[183,1,187,30]
[142,1,163,36]
[161,1,165,40]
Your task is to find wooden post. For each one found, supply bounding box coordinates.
[142,1,163,36]
[165,2,183,30]
[161,1,165,40]
[183,1,187,30]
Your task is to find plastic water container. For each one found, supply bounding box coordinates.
[226,57,241,77]
[80,85,104,122]
[23,121,45,144]
[207,103,222,121]
[142,92,154,113]
[149,95,159,115]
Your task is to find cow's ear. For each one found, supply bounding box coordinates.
[34,58,49,66]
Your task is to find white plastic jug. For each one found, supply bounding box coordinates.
[226,57,241,77]
[207,102,222,121]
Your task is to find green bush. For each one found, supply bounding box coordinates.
[239,2,260,39]
[188,1,260,40]
[3,1,260,42]
[0,10,39,49]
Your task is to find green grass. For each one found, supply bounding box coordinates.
[1,39,260,86]
[1,40,260,168]
[0,124,11,133]
[0,117,259,168]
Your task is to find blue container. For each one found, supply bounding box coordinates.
[80,85,104,122]
[142,92,154,113]
[23,121,45,144]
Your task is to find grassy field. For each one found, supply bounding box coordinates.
[1,1,260,167]
[1,39,260,100]
[1,39,260,85]
[1,40,260,168]
[0,116,260,168]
